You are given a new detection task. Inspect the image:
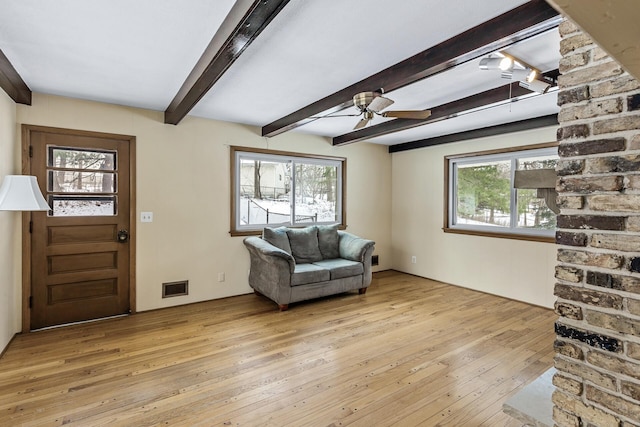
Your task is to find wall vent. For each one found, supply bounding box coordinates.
[371,255,379,266]
[162,280,188,298]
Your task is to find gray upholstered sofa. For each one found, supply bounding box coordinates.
[243,225,375,310]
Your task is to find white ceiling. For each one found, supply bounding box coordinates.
[0,0,562,147]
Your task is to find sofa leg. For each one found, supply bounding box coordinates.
[359,288,367,295]
[278,304,289,311]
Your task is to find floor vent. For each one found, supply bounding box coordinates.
[162,280,188,298]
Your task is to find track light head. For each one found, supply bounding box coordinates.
[479,56,513,71]
[519,78,551,94]
[502,67,538,82]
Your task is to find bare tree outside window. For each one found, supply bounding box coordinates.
[232,147,345,234]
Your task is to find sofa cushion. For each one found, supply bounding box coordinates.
[317,224,340,259]
[263,226,292,254]
[286,226,323,264]
[291,263,330,286]
[312,258,364,280]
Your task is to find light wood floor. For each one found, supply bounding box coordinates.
[1,271,556,426]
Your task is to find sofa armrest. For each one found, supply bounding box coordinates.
[338,231,375,263]
[243,236,295,274]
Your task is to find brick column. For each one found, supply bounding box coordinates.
[553,19,640,427]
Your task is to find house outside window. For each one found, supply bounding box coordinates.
[230,146,345,235]
[445,143,558,242]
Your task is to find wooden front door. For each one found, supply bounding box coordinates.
[24,125,135,330]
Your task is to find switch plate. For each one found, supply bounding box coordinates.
[218,272,225,282]
[141,212,153,223]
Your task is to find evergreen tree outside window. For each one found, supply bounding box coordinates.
[445,144,558,241]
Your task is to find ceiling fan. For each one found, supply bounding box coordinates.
[315,91,432,130]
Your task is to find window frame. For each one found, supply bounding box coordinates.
[443,142,558,243]
[230,146,346,236]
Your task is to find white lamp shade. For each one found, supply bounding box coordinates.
[0,175,50,211]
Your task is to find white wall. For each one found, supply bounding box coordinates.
[15,94,392,314]
[0,89,19,352]
[391,127,559,308]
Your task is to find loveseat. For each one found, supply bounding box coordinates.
[243,225,375,310]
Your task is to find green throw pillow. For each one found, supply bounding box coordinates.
[286,226,322,264]
[262,226,292,254]
[317,224,340,259]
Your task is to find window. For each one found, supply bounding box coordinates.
[47,146,118,216]
[445,143,558,241]
[230,146,345,235]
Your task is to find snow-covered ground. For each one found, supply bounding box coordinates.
[52,200,114,216]
[240,197,337,225]
[456,211,555,229]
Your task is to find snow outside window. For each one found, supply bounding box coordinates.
[445,144,558,241]
[231,147,345,235]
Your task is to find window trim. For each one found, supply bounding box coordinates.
[443,142,558,243]
[230,146,347,236]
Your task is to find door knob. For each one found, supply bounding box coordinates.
[117,229,129,243]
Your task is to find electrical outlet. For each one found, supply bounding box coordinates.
[411,256,417,264]
[141,212,153,223]
[218,272,225,282]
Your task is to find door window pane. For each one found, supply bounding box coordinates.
[48,171,116,193]
[49,196,116,217]
[48,147,116,170]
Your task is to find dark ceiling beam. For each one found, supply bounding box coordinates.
[388,114,558,153]
[262,0,560,137]
[0,48,31,105]
[164,0,290,125]
[333,69,560,145]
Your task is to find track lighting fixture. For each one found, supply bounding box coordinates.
[480,53,550,94]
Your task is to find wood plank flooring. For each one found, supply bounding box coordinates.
[0,271,556,426]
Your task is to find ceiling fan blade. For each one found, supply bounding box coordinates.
[309,113,362,119]
[382,109,432,120]
[367,95,394,113]
[353,117,370,130]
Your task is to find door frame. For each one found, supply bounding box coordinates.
[21,124,137,332]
